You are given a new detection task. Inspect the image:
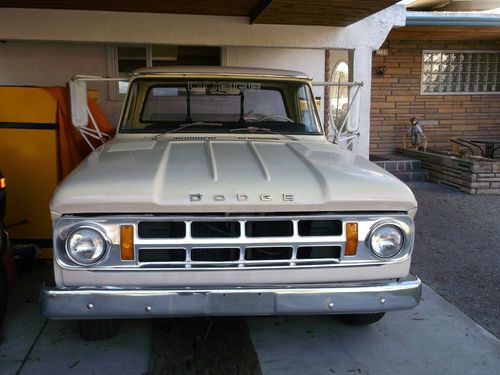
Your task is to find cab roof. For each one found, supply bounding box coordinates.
[132,66,311,81]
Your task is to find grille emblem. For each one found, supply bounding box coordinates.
[190,194,202,202]
[189,193,293,202]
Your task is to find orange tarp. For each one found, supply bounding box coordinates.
[43,87,116,179]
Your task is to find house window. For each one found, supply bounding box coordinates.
[108,45,222,100]
[421,50,500,95]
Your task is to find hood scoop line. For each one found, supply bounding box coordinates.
[285,143,330,199]
[205,140,218,182]
[247,141,271,182]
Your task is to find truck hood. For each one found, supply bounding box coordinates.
[51,136,417,214]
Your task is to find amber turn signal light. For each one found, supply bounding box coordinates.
[345,223,358,256]
[120,225,135,260]
[0,177,5,189]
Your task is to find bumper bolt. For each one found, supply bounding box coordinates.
[146,305,152,312]
[328,302,334,309]
[380,298,386,304]
[87,303,94,310]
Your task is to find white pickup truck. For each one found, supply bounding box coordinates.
[41,67,421,340]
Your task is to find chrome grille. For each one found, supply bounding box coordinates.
[53,213,415,270]
[134,217,343,268]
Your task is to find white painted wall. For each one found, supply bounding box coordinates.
[0,42,123,124]
[0,6,405,50]
[0,42,325,126]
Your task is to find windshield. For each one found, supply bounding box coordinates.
[120,78,322,135]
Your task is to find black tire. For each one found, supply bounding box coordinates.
[338,312,385,326]
[77,319,120,341]
[0,263,7,328]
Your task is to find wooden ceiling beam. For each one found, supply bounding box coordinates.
[250,0,273,24]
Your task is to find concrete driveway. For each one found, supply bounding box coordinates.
[0,267,499,375]
[1,181,499,374]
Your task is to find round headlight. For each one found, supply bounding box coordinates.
[369,224,404,258]
[66,227,107,265]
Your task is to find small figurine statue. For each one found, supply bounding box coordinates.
[402,117,427,151]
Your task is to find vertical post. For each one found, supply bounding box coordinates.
[323,49,331,135]
[350,46,372,158]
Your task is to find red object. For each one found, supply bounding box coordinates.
[43,87,116,180]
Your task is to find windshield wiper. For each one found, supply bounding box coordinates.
[153,122,223,140]
[229,126,298,141]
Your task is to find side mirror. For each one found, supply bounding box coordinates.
[69,79,88,128]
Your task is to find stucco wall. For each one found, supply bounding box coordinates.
[0,41,123,124]
[0,42,325,126]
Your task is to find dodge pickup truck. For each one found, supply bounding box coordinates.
[41,67,421,340]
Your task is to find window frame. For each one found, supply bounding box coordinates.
[107,45,151,101]
[420,50,500,96]
[108,45,227,101]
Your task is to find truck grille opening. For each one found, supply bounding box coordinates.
[298,220,342,236]
[191,221,240,238]
[138,248,186,262]
[191,248,240,262]
[297,246,341,259]
[245,221,293,237]
[138,222,185,239]
[245,247,293,260]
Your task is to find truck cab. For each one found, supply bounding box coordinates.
[41,67,421,340]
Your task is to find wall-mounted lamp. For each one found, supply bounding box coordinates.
[375,66,387,77]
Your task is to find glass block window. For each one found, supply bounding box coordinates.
[421,51,500,94]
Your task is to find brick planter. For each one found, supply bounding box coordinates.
[397,148,500,195]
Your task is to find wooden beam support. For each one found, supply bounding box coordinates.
[250,0,273,24]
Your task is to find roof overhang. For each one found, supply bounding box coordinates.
[0,0,400,27]
[388,10,500,40]
[406,11,500,26]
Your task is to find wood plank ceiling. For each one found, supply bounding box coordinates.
[0,0,400,27]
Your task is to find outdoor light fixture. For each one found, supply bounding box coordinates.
[375,66,387,77]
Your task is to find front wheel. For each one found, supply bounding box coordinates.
[0,263,7,328]
[77,319,120,341]
[338,313,385,326]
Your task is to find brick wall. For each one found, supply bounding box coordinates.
[370,39,500,155]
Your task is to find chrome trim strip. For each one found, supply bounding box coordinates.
[41,275,421,319]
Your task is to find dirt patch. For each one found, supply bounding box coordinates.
[150,317,262,375]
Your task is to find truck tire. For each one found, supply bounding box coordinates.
[338,312,385,325]
[0,263,7,328]
[77,319,120,341]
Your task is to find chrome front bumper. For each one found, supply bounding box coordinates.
[40,274,421,319]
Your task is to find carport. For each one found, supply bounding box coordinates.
[0,0,405,156]
[0,0,406,265]
[2,2,499,375]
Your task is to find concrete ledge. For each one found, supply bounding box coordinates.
[397,148,500,195]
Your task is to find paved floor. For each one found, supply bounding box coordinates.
[1,268,499,375]
[408,182,500,337]
[1,182,499,374]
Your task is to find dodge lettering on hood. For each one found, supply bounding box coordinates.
[42,67,421,340]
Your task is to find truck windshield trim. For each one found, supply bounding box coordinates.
[119,78,323,135]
